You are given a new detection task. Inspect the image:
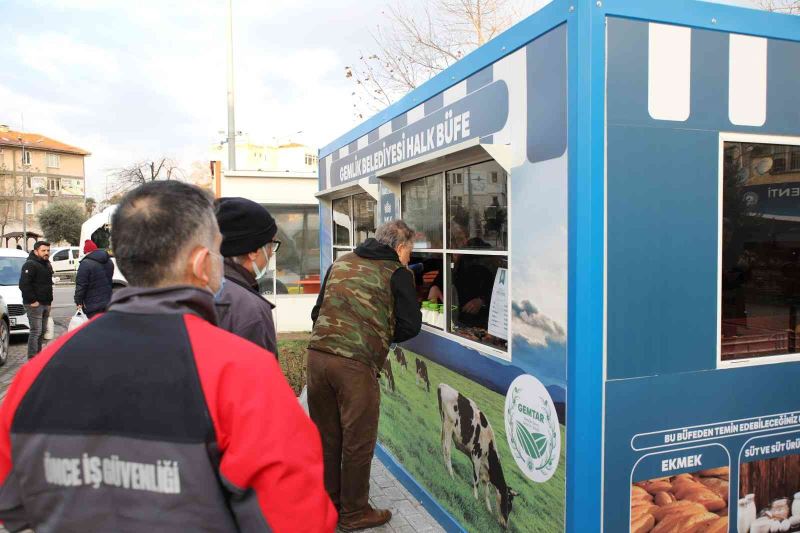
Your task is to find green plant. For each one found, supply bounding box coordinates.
[38,201,86,245]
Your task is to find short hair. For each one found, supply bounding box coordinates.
[374,220,414,250]
[112,181,217,287]
[34,241,50,250]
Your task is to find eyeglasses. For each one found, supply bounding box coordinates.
[269,240,281,253]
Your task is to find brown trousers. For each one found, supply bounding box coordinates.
[307,349,380,520]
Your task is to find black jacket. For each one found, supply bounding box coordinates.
[312,239,422,343]
[18,252,53,305]
[215,259,278,357]
[74,250,115,315]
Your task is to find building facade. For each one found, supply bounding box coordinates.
[0,125,89,248]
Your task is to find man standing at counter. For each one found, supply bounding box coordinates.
[308,220,422,531]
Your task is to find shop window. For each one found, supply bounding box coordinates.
[331,192,377,257]
[447,161,508,251]
[401,159,509,353]
[266,205,321,295]
[401,173,443,249]
[353,193,377,245]
[721,140,800,363]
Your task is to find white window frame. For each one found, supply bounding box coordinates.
[22,151,32,166]
[398,157,511,361]
[47,153,60,168]
[717,132,800,369]
[330,192,378,257]
[25,201,34,215]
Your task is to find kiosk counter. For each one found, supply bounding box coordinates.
[316,2,800,531]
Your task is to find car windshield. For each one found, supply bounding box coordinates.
[0,257,27,286]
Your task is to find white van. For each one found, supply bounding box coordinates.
[50,246,81,279]
[0,247,32,336]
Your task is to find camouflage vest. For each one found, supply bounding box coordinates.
[309,252,401,370]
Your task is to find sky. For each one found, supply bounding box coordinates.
[0,0,764,200]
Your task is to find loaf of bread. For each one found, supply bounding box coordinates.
[699,478,729,502]
[651,501,706,523]
[631,511,656,533]
[672,479,704,499]
[655,492,676,506]
[683,515,726,533]
[633,485,654,502]
[639,479,673,495]
[681,487,727,512]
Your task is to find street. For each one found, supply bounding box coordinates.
[0,285,76,401]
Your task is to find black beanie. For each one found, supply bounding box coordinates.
[216,197,278,257]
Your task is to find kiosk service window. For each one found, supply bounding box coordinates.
[400,159,509,352]
[331,192,377,259]
[721,140,800,364]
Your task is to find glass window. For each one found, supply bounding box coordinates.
[52,250,69,261]
[353,192,377,246]
[408,252,445,329]
[446,254,508,351]
[721,141,800,362]
[266,205,321,295]
[72,249,79,259]
[447,160,508,251]
[0,257,26,286]
[401,173,443,249]
[332,197,351,247]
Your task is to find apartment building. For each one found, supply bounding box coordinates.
[0,125,90,247]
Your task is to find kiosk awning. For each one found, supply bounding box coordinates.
[376,138,512,180]
[314,176,380,201]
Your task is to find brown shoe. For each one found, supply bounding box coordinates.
[338,506,392,531]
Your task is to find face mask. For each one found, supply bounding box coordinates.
[213,276,227,302]
[253,245,275,295]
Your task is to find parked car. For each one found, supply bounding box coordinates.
[0,248,31,337]
[50,246,81,280]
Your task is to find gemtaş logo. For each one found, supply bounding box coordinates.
[504,374,560,482]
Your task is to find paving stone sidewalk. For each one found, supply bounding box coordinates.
[355,456,445,533]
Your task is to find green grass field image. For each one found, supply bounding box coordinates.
[378,349,566,532]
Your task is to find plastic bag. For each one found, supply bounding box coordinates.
[298,385,309,416]
[44,316,55,340]
[68,309,88,332]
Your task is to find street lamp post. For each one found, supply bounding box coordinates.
[19,137,28,253]
[226,0,237,171]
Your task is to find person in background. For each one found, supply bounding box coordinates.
[18,240,52,359]
[74,239,114,318]
[214,197,279,356]
[0,181,336,532]
[15,245,21,251]
[308,220,422,531]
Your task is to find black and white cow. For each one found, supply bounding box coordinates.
[381,358,395,392]
[415,359,430,392]
[394,346,408,370]
[437,383,517,529]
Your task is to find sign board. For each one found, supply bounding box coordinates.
[488,267,508,340]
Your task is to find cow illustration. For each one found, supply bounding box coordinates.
[437,383,517,529]
[415,358,430,392]
[381,358,395,392]
[393,346,408,370]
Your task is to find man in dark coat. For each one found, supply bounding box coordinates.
[214,197,279,356]
[74,239,115,318]
[18,240,53,358]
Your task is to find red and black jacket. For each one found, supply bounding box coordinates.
[0,286,336,532]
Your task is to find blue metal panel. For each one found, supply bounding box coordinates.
[319,0,571,158]
[527,23,568,163]
[767,38,800,132]
[606,126,719,379]
[565,1,604,532]
[347,140,358,154]
[606,17,648,125]
[466,64,493,94]
[391,113,407,132]
[423,93,444,116]
[689,27,731,128]
[368,129,380,144]
[602,0,800,42]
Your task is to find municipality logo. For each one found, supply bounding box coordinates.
[504,374,560,482]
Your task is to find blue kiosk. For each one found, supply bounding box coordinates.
[316,1,800,531]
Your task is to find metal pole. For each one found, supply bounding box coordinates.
[226,0,237,171]
[20,143,27,253]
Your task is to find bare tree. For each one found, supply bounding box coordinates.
[0,168,22,244]
[109,158,185,194]
[346,0,525,118]
[759,0,800,13]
